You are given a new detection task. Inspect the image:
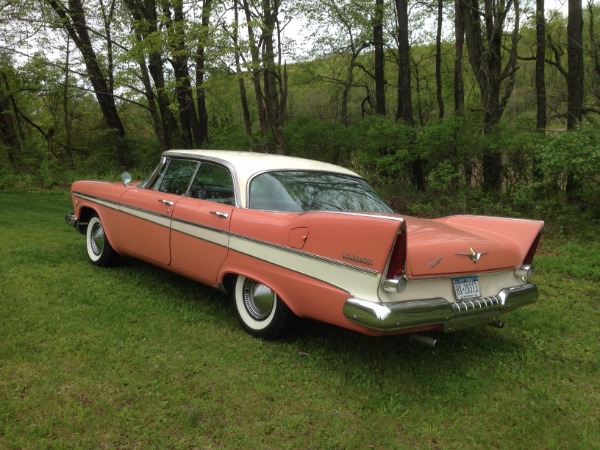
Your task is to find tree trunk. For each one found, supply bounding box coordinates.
[566,0,584,201]
[395,0,424,191]
[567,0,584,130]
[243,0,268,138]
[374,0,386,115]
[395,0,414,126]
[163,1,202,148]
[62,37,74,167]
[233,1,253,137]
[261,0,285,153]
[590,1,600,85]
[0,72,22,169]
[535,0,547,131]
[194,0,212,147]
[533,0,546,182]
[435,0,444,119]
[454,0,465,112]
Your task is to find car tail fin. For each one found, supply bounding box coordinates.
[386,221,407,279]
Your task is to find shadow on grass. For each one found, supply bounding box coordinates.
[110,254,532,384]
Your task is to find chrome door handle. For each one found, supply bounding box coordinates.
[210,211,229,219]
[159,199,174,206]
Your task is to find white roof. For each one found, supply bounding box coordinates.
[163,149,362,207]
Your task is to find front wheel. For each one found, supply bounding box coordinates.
[233,275,290,339]
[86,215,119,267]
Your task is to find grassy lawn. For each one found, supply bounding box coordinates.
[0,192,598,449]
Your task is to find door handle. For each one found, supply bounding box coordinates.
[159,199,174,206]
[210,211,229,219]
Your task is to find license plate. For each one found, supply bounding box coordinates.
[452,276,481,300]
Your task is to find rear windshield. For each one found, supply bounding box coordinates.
[248,171,392,213]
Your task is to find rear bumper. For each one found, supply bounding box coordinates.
[343,283,538,333]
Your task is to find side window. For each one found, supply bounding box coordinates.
[152,159,198,195]
[189,162,235,205]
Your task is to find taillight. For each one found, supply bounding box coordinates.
[386,226,407,279]
[523,230,542,265]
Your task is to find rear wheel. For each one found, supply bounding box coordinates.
[233,275,289,339]
[86,215,119,267]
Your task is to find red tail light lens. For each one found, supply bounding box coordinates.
[523,231,542,265]
[386,228,407,279]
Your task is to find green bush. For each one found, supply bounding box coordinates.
[283,115,346,164]
[538,122,600,207]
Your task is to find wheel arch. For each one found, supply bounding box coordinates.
[77,206,120,253]
[218,253,352,324]
[76,206,97,233]
[220,269,301,318]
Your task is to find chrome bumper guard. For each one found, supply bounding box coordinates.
[66,213,88,235]
[65,213,78,228]
[343,284,538,333]
[66,213,87,234]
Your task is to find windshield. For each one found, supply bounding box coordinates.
[248,171,392,213]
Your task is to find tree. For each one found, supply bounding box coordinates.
[235,0,289,153]
[194,0,213,146]
[0,60,23,169]
[261,0,288,153]
[589,0,600,106]
[536,0,547,130]
[163,1,205,148]
[295,0,375,125]
[374,0,386,115]
[435,0,444,118]
[462,0,521,194]
[44,0,126,139]
[566,0,584,200]
[232,0,253,137]
[123,0,178,151]
[395,0,414,127]
[241,0,268,137]
[395,0,425,191]
[454,0,465,112]
[567,0,584,130]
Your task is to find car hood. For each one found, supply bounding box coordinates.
[404,216,526,277]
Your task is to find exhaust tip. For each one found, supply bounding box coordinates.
[410,333,438,348]
[488,320,505,329]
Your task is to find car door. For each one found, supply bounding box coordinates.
[118,158,198,265]
[169,161,235,284]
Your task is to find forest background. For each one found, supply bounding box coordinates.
[0,0,599,232]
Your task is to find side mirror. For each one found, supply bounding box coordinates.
[121,172,132,186]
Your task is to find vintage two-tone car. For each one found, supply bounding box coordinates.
[66,150,543,343]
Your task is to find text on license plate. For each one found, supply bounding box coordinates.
[452,276,481,300]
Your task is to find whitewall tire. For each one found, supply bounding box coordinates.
[233,275,289,339]
[85,215,119,267]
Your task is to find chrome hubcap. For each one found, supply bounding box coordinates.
[242,278,275,320]
[90,222,105,256]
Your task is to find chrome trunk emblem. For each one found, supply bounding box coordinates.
[456,247,488,263]
[428,256,443,268]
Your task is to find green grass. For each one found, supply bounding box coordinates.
[1,192,598,449]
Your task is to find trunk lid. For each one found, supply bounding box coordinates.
[405,217,522,277]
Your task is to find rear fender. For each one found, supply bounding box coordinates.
[219,252,380,334]
[223,210,406,322]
